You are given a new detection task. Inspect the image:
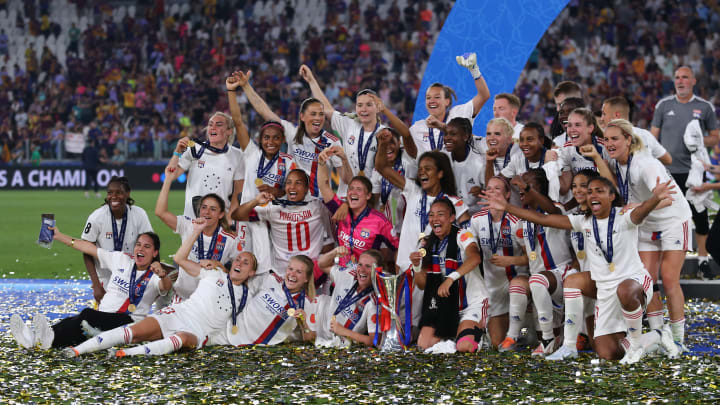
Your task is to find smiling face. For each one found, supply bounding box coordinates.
[198,196,225,230]
[133,234,158,269]
[347,179,371,212]
[428,201,455,238]
[571,174,591,208]
[587,179,614,218]
[355,253,376,290]
[558,102,575,131]
[603,126,631,162]
[443,123,467,153]
[425,86,450,118]
[206,114,231,147]
[284,258,310,293]
[417,156,443,192]
[260,126,284,158]
[518,127,543,161]
[355,94,378,126]
[228,252,256,285]
[299,102,325,137]
[380,129,400,162]
[485,122,512,154]
[486,177,510,202]
[566,112,593,147]
[106,181,129,215]
[285,171,309,202]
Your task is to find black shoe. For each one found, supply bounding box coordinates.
[697,260,712,280]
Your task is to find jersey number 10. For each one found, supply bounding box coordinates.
[286,222,311,251]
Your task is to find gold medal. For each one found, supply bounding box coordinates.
[127,304,136,313]
[358,170,365,177]
[577,250,586,260]
[231,325,239,335]
[187,140,196,147]
[608,262,615,272]
[287,308,296,317]
[529,252,537,261]
[331,315,336,322]
[419,248,426,257]
[255,178,264,187]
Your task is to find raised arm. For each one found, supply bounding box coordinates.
[316,246,349,274]
[155,165,179,231]
[325,144,353,185]
[579,144,616,187]
[480,191,573,230]
[630,177,676,225]
[231,192,272,221]
[456,52,490,117]
[510,176,561,215]
[226,71,250,150]
[373,95,417,159]
[51,225,99,258]
[240,71,283,123]
[374,129,406,189]
[173,220,206,278]
[316,149,337,203]
[299,65,335,117]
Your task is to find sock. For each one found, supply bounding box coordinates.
[529,274,554,340]
[507,285,528,340]
[670,317,685,344]
[620,337,631,352]
[622,305,643,345]
[562,288,583,349]
[646,310,664,331]
[75,326,133,355]
[123,334,183,356]
[698,256,708,264]
[640,329,662,353]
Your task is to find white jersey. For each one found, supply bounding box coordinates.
[476,141,522,176]
[331,111,384,178]
[178,145,244,217]
[512,122,525,141]
[567,206,590,271]
[231,272,313,345]
[396,180,468,271]
[450,148,485,216]
[281,120,344,197]
[558,140,610,174]
[568,209,649,299]
[633,126,668,160]
[81,204,153,286]
[173,216,240,300]
[239,141,297,204]
[96,249,164,321]
[252,198,331,273]
[501,152,546,179]
[610,152,692,230]
[514,205,574,274]
[410,99,475,155]
[371,151,417,235]
[470,210,528,288]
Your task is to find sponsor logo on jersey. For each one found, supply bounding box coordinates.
[460,231,473,242]
[666,110,675,116]
[566,318,575,325]
[197,160,205,168]
[370,146,376,152]
[112,275,131,291]
[279,210,313,222]
[294,148,319,161]
[105,232,112,239]
[467,178,475,184]
[118,268,125,273]
[347,135,355,145]
[262,173,285,183]
[339,230,367,248]
[454,200,463,207]
[260,292,288,317]
[479,237,513,247]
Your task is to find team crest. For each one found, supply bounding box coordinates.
[501,227,511,236]
[106,232,113,239]
[360,229,370,239]
[197,160,205,168]
[693,109,702,119]
[216,279,225,287]
[347,135,355,145]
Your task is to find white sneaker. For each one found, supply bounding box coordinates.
[33,313,54,350]
[546,345,578,361]
[675,341,689,353]
[619,344,644,365]
[81,320,101,338]
[531,337,557,358]
[660,326,680,359]
[62,347,79,358]
[10,314,34,349]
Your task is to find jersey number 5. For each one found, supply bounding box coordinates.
[286,222,310,251]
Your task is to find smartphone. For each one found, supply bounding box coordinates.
[38,214,55,249]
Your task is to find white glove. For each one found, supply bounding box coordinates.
[456,52,482,80]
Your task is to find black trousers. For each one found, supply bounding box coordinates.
[84,169,99,192]
[670,173,709,235]
[707,213,720,264]
[51,308,133,348]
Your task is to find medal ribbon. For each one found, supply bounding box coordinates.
[420,191,445,231]
[615,153,633,202]
[525,219,538,255]
[430,236,450,274]
[428,112,449,150]
[380,156,404,204]
[197,226,221,260]
[348,206,371,256]
[488,211,507,254]
[227,274,248,329]
[190,140,229,159]
[123,264,153,313]
[109,205,128,252]
[592,207,615,265]
[333,281,373,316]
[308,130,329,196]
[271,199,310,208]
[357,122,379,172]
[494,146,513,172]
[282,283,305,310]
[257,152,280,182]
[525,147,546,171]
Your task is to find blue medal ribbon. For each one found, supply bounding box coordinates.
[494,146,512,172]
[428,112,449,150]
[190,140,229,159]
[525,219,538,254]
[126,264,153,312]
[109,205,128,252]
[348,206,371,256]
[420,191,445,231]
[575,231,584,252]
[227,274,248,329]
[431,236,450,274]
[197,226,221,260]
[525,147,546,171]
[488,211,507,254]
[333,281,373,316]
[282,283,305,310]
[357,123,379,172]
[592,207,615,265]
[381,156,404,204]
[271,199,310,208]
[615,153,633,202]
[257,152,280,182]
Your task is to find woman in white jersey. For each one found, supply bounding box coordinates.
[236,70,352,197]
[443,117,485,216]
[410,52,490,155]
[493,169,575,357]
[557,108,609,196]
[81,176,153,303]
[588,119,693,349]
[232,169,334,275]
[63,218,258,358]
[372,127,418,235]
[410,198,489,353]
[167,110,244,218]
[500,123,560,201]
[300,64,416,179]
[483,117,522,186]
[469,176,528,348]
[483,176,679,364]
[156,171,241,302]
[313,247,387,348]
[10,229,170,351]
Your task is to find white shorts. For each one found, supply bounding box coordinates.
[151,307,206,349]
[593,272,653,338]
[459,298,489,326]
[638,220,690,252]
[486,279,510,318]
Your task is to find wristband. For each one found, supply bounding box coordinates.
[448,271,461,281]
[173,151,182,157]
[470,66,482,80]
[412,264,422,273]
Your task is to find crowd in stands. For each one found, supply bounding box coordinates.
[0,0,452,163]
